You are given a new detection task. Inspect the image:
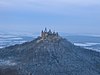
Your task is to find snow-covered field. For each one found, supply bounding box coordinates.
[74,42,100,52]
[66,35,100,52]
[0,34,33,48]
[74,43,100,47]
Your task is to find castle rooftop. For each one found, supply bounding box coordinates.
[40,28,59,40]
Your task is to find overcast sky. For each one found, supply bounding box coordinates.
[0,0,100,35]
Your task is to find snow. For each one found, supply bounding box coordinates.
[0,35,17,38]
[0,46,3,48]
[85,47,100,52]
[74,43,90,46]
[10,37,23,40]
[0,59,17,66]
[74,42,100,52]
[0,34,28,48]
[74,42,100,47]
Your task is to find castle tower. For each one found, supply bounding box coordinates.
[41,30,44,37]
[48,29,52,34]
[44,28,47,32]
[56,32,59,36]
[53,31,56,35]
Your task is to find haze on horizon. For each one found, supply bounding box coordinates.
[0,0,100,35]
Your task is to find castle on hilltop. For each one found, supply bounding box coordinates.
[41,28,59,39]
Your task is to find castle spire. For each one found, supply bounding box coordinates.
[41,30,44,37]
[44,27,47,32]
[48,29,52,34]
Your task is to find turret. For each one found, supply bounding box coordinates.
[44,28,47,32]
[48,29,52,34]
[41,30,44,37]
[56,32,59,36]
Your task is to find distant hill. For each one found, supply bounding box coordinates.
[0,29,100,75]
[65,35,100,43]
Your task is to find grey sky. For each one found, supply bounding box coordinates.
[0,0,100,35]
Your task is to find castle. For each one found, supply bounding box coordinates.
[41,28,59,39]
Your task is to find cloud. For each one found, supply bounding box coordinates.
[0,0,100,9]
[0,0,100,34]
[0,0,99,16]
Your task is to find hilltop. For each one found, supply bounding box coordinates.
[0,29,100,75]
